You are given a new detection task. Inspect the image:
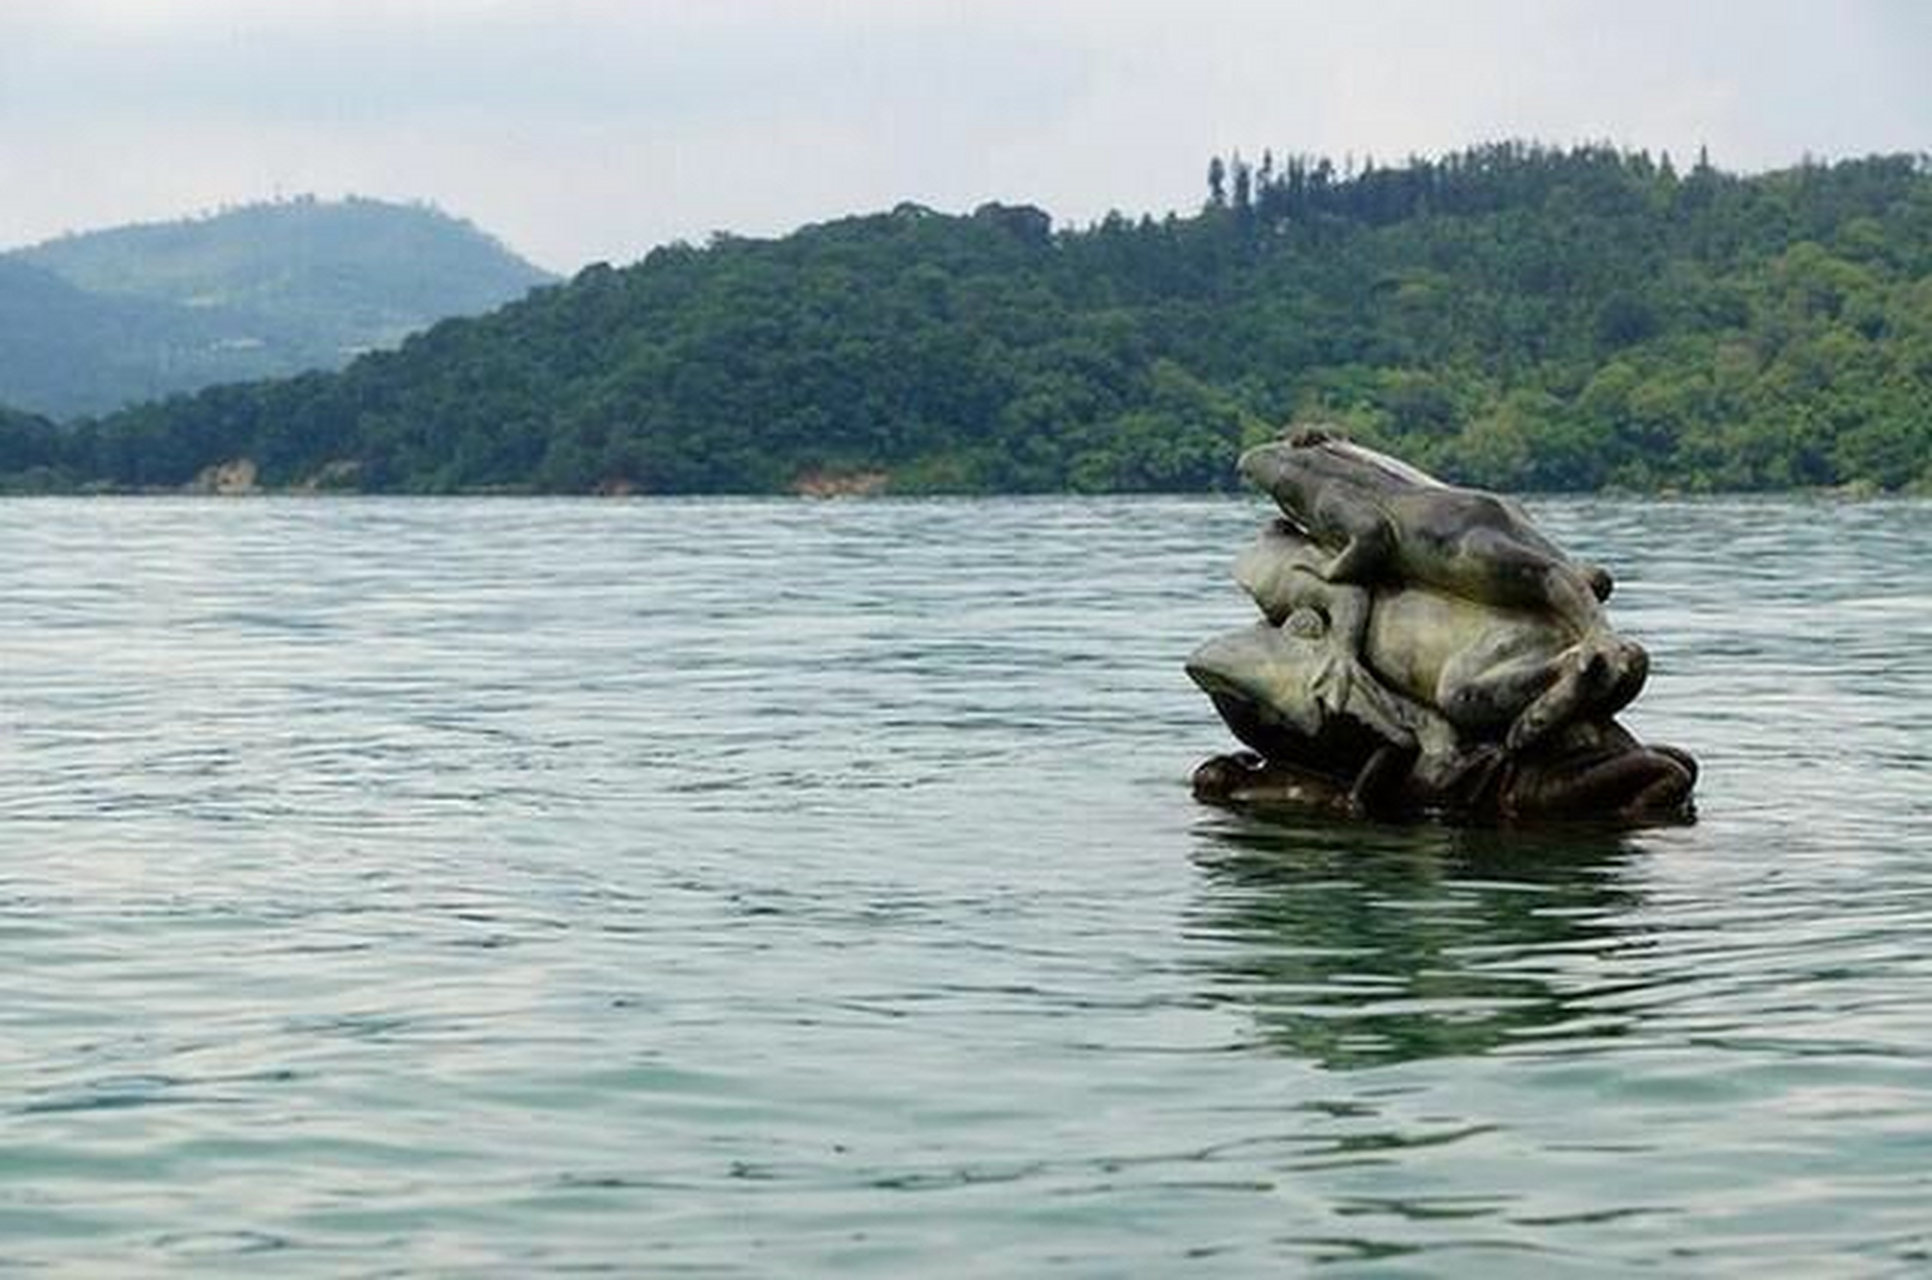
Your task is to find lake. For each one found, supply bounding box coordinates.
[2,495,1928,1275]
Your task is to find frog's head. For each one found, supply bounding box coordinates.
[1185,623,1330,739]
[1238,433,1336,514]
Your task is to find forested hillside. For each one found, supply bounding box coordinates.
[0,258,251,418]
[0,405,59,490]
[6,145,1930,493]
[0,197,553,417]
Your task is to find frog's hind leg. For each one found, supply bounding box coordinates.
[1597,638,1649,716]
[1435,648,1562,736]
[1515,748,1695,820]
[1504,647,1603,753]
[1458,527,1608,635]
[1502,635,1648,752]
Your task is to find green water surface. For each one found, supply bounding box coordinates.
[2,496,1928,1275]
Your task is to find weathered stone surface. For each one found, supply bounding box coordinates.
[1239,427,1613,638]
[1192,429,1695,824]
[1191,729,1695,823]
[1233,521,1647,751]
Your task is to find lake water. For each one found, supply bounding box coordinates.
[2,495,1928,1276]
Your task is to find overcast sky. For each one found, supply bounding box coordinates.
[2,0,1927,271]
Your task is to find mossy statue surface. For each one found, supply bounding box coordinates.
[1191,429,1695,824]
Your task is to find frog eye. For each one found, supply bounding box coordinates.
[1284,607,1327,639]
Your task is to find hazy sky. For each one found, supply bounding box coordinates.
[3,0,1927,271]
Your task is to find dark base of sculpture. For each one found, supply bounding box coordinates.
[1191,723,1697,826]
[1189,428,1698,827]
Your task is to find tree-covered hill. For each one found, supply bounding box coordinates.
[9,145,1931,493]
[0,258,249,418]
[0,404,60,491]
[0,197,554,418]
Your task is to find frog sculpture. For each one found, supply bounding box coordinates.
[1190,429,1695,823]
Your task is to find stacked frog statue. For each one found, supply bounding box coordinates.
[1189,427,1697,822]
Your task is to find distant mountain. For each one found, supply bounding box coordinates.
[0,258,240,416]
[0,197,554,418]
[6,147,1930,494]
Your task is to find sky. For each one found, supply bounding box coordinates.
[2,0,1928,272]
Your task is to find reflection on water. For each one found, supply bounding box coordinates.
[1188,814,1649,1067]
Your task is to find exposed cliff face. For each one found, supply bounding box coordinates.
[792,469,890,498]
[189,457,259,495]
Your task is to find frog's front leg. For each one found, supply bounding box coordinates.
[1348,741,1418,818]
[1313,504,1395,587]
[1290,571,1375,716]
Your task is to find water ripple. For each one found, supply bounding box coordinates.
[1,495,1929,1275]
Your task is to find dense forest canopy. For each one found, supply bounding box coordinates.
[4,143,1929,494]
[0,196,553,418]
